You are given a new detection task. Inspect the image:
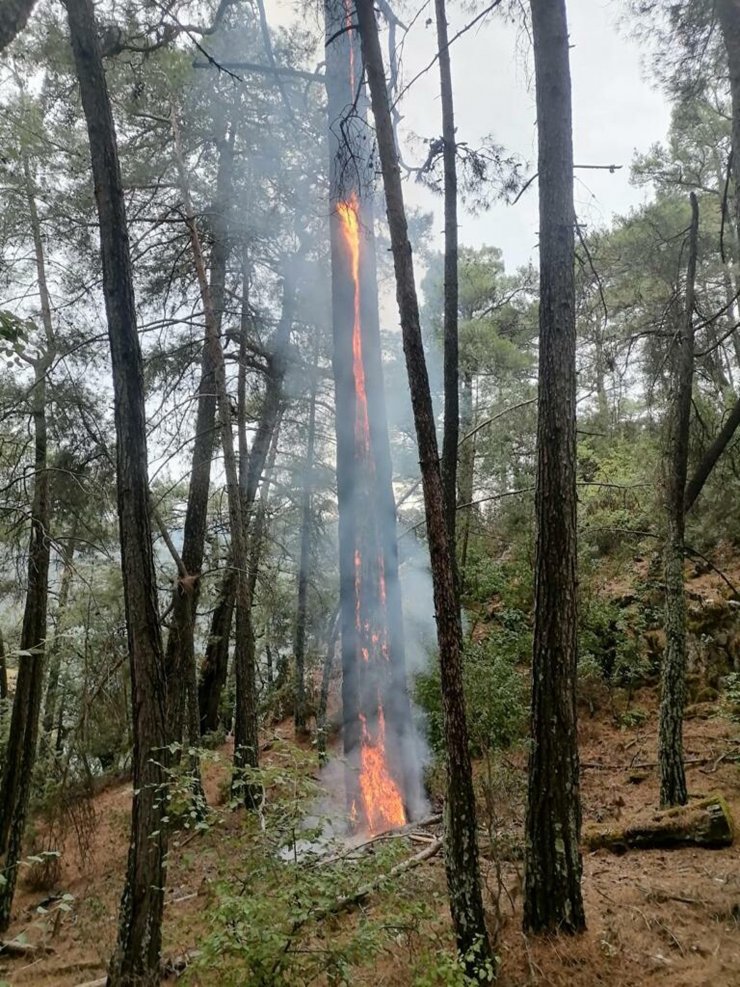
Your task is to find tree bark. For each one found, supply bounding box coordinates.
[0,0,37,52]
[65,1,168,980]
[0,151,56,929]
[169,103,258,810]
[42,526,78,742]
[0,357,50,931]
[658,193,699,808]
[163,123,234,748]
[294,340,319,737]
[523,0,585,935]
[683,394,740,512]
[0,628,7,706]
[354,0,493,972]
[435,0,460,560]
[198,567,236,735]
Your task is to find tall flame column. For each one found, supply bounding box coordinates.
[325,0,420,832]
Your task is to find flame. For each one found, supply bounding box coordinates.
[358,711,406,833]
[336,193,407,836]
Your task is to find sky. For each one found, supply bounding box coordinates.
[278,0,672,273]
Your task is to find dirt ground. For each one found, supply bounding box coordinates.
[1,701,738,986]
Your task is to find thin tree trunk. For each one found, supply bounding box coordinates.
[658,193,699,808]
[683,394,740,512]
[0,629,7,707]
[65,1,168,979]
[169,103,258,810]
[435,0,460,558]
[42,525,78,742]
[523,0,585,935]
[294,340,319,737]
[0,152,55,929]
[354,0,493,972]
[163,123,235,748]
[457,371,475,587]
[0,358,50,931]
[317,607,341,761]
[198,567,236,735]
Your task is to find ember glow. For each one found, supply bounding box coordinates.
[336,194,407,835]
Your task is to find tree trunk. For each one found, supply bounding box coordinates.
[317,608,341,761]
[354,0,493,972]
[0,0,37,51]
[523,0,585,935]
[683,394,740,512]
[435,0,460,559]
[0,150,56,928]
[42,526,78,742]
[65,1,168,980]
[294,341,319,737]
[163,123,235,748]
[198,568,236,735]
[0,358,50,931]
[0,629,7,707]
[169,103,258,810]
[658,193,699,808]
[457,371,475,587]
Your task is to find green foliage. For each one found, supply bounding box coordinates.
[188,744,437,986]
[415,639,527,757]
[578,594,650,688]
[721,672,740,721]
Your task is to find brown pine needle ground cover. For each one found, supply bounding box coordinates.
[0,699,738,987]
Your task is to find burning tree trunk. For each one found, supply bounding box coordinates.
[354,0,493,973]
[325,0,419,836]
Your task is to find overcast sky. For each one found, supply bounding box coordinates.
[395,0,671,270]
[278,0,672,273]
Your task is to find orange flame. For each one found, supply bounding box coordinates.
[337,193,406,836]
[358,711,406,833]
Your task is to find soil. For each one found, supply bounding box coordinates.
[1,702,738,987]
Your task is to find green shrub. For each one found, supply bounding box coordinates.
[415,640,527,757]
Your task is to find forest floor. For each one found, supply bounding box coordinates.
[1,703,738,987]
[1,565,739,986]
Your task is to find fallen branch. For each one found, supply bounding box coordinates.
[582,752,740,771]
[0,939,54,957]
[315,836,443,921]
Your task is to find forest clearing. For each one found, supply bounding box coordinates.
[1,0,740,984]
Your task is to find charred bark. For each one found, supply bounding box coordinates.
[658,193,699,808]
[354,0,492,971]
[65,1,168,979]
[523,0,585,935]
[325,0,416,823]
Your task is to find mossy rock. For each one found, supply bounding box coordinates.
[584,794,734,853]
